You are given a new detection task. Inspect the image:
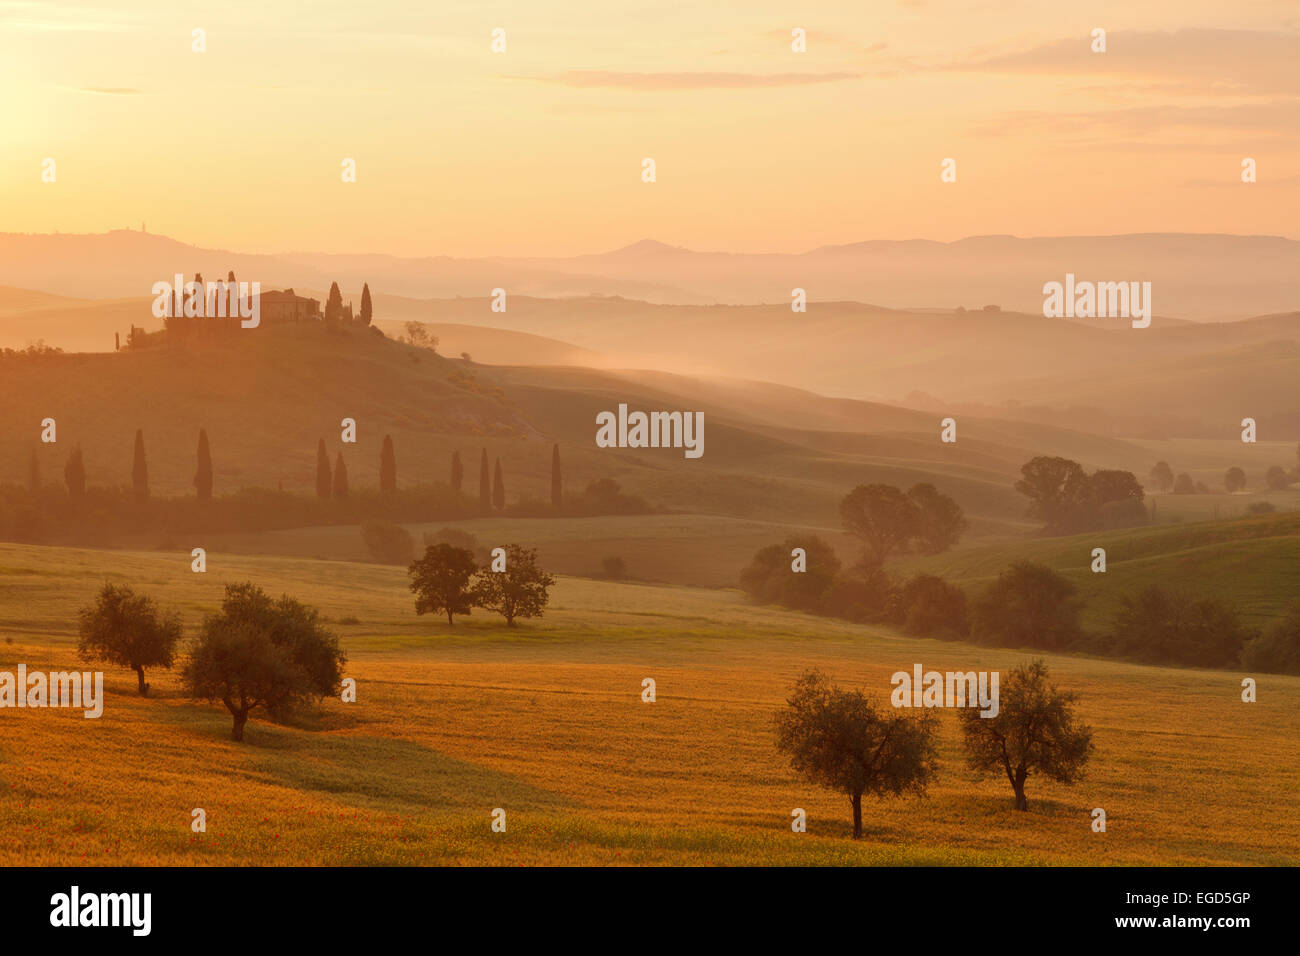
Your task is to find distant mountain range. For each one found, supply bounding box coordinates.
[2,230,1298,319]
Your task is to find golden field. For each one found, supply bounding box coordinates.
[0,542,1296,866]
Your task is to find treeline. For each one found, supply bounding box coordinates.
[741,541,1300,674]
[0,340,63,361]
[1013,449,1297,530]
[1015,456,1147,534]
[0,482,476,545]
[1149,455,1300,496]
[5,431,656,545]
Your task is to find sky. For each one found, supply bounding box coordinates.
[2,0,1299,257]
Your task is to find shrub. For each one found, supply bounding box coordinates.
[739,536,840,612]
[1241,606,1300,675]
[821,563,895,623]
[971,561,1083,650]
[361,520,414,564]
[890,574,968,638]
[423,526,488,564]
[1109,586,1257,668]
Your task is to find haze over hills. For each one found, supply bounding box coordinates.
[3,229,1298,318]
[1,322,1171,541]
[336,296,1300,439]
[4,278,1298,439]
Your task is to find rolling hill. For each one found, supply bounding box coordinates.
[896,507,1300,630]
[5,230,1298,318]
[11,281,1298,440]
[0,541,1295,865]
[0,320,1165,541]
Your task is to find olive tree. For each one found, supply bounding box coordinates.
[183,583,345,741]
[959,659,1093,811]
[77,584,182,696]
[775,670,938,838]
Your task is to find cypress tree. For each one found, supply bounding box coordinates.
[333,452,350,499]
[380,434,397,495]
[64,445,85,501]
[194,428,213,500]
[450,450,464,492]
[131,429,149,501]
[316,439,332,498]
[550,443,562,510]
[325,282,344,326]
[492,458,505,511]
[478,449,490,507]
[360,283,373,326]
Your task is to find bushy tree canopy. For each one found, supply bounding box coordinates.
[408,543,478,625]
[775,670,938,838]
[959,659,1093,811]
[184,582,345,740]
[77,583,182,696]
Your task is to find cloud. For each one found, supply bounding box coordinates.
[969,99,1300,139]
[519,70,864,91]
[0,1,134,32]
[946,29,1300,96]
[1183,172,1300,188]
[759,28,889,56]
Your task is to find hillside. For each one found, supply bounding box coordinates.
[310,295,1300,438]
[895,507,1300,629]
[1,322,1168,537]
[6,279,1299,439]
[5,230,1299,318]
[1,542,1295,865]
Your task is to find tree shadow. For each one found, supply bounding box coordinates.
[151,700,573,813]
[253,734,574,812]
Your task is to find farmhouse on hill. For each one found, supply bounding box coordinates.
[260,288,322,323]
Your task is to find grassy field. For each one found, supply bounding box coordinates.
[0,542,1296,866]
[897,508,1300,629]
[204,512,894,589]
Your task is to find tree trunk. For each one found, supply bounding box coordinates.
[447,608,454,625]
[1013,769,1028,811]
[851,793,863,839]
[135,666,148,697]
[231,709,248,742]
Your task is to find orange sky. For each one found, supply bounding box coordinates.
[2,0,1298,256]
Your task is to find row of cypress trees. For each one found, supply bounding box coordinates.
[447,444,564,511]
[37,428,214,503]
[43,430,565,508]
